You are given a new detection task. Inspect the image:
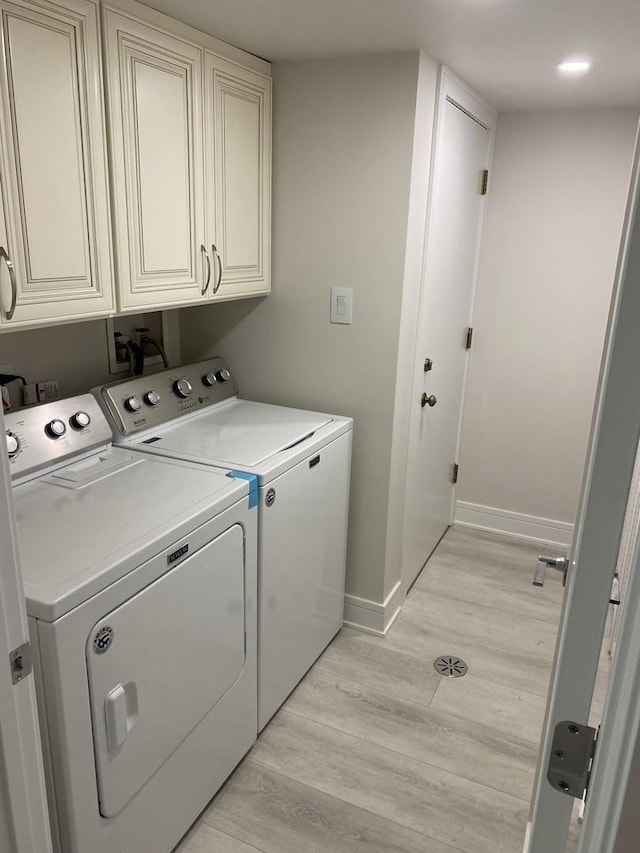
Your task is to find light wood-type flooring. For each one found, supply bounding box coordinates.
[174,526,579,853]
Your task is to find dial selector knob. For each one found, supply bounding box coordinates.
[173,378,193,398]
[215,368,231,383]
[5,431,19,458]
[46,419,66,439]
[144,390,160,406]
[202,372,217,387]
[125,395,142,413]
[70,411,91,430]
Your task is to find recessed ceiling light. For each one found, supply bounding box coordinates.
[557,60,592,74]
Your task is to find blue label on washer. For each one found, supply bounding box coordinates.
[226,470,258,509]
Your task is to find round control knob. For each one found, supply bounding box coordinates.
[173,378,193,398]
[215,368,231,383]
[202,372,217,387]
[45,419,66,439]
[5,431,19,459]
[70,411,91,430]
[125,395,142,413]
[144,390,160,406]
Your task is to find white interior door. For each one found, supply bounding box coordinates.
[0,409,52,853]
[402,70,495,591]
[526,129,640,852]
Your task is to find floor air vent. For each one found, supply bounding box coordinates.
[433,655,468,678]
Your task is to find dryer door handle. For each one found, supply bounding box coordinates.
[105,682,138,752]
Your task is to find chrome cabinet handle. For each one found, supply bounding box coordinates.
[211,243,222,295]
[200,244,211,296]
[0,246,17,321]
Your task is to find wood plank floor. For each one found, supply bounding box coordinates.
[174,526,572,853]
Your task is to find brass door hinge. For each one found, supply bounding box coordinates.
[481,169,489,195]
[452,463,459,484]
[465,327,473,350]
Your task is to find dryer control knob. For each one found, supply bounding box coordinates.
[144,390,160,406]
[70,411,91,430]
[215,368,231,383]
[125,395,142,412]
[173,378,193,398]
[5,431,19,458]
[45,419,66,439]
[202,372,217,387]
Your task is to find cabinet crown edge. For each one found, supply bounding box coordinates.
[101,0,272,78]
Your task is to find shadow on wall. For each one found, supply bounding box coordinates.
[180,297,269,362]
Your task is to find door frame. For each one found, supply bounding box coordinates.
[574,125,640,853]
[580,521,640,851]
[526,125,640,851]
[0,407,52,853]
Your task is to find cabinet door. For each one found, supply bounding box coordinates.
[205,54,271,300]
[103,7,206,311]
[0,0,114,328]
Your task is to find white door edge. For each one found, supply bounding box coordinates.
[526,120,640,853]
[579,486,640,850]
[0,407,52,853]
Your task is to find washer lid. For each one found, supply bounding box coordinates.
[141,400,334,467]
[14,447,247,621]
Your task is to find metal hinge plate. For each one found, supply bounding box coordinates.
[547,721,598,800]
[610,571,621,605]
[465,327,473,350]
[452,463,459,484]
[9,641,33,685]
[481,169,489,195]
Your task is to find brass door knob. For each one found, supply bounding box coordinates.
[421,393,437,408]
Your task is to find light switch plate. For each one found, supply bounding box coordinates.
[330,287,353,324]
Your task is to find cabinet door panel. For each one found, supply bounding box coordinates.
[220,87,260,270]
[0,0,114,327]
[134,60,191,273]
[206,56,271,299]
[8,13,88,283]
[104,8,205,311]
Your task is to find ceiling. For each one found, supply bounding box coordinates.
[142,0,640,112]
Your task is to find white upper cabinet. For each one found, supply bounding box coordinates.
[103,1,271,312]
[103,6,207,310]
[0,0,114,329]
[205,55,271,301]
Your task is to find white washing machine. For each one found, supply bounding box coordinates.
[94,357,352,730]
[5,394,257,853]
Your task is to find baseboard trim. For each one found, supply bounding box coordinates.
[343,580,404,636]
[455,500,574,547]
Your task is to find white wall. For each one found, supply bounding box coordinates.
[180,53,438,610]
[457,109,639,536]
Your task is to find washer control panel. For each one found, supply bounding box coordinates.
[5,394,111,480]
[95,357,239,437]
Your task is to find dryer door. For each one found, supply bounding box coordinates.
[86,524,246,817]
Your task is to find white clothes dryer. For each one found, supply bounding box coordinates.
[5,395,257,853]
[94,358,352,730]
